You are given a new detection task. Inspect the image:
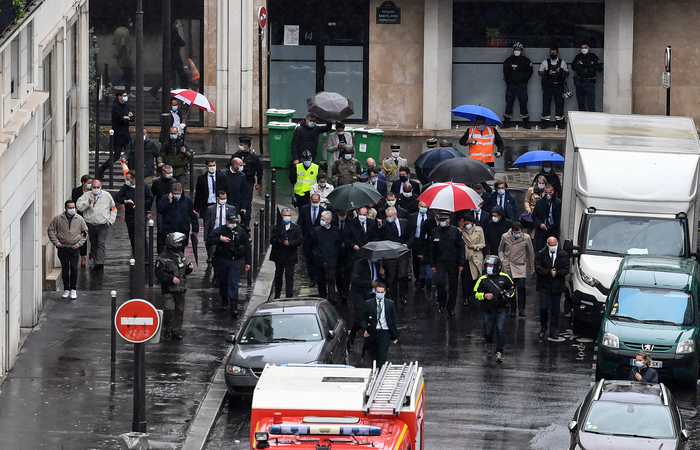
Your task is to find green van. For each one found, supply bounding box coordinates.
[596,255,700,386]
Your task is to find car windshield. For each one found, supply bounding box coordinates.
[239,313,322,344]
[585,216,685,257]
[610,287,694,326]
[584,401,675,439]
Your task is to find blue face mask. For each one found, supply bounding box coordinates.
[282,216,292,223]
[319,220,327,227]
[344,154,352,160]
[386,217,394,223]
[319,182,326,188]
[419,207,428,214]
[125,180,133,187]
[172,105,178,112]
[303,161,312,168]
[86,183,92,190]
[497,189,506,196]
[170,134,178,140]
[466,223,473,230]
[173,194,182,201]
[634,360,644,368]
[122,95,128,103]
[486,266,494,275]
[492,216,500,223]
[513,233,521,239]
[308,121,316,128]
[439,221,447,227]
[376,293,385,301]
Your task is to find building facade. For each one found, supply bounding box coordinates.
[0,0,90,374]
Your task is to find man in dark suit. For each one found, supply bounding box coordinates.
[534,236,569,341]
[205,191,237,263]
[377,207,410,304]
[485,180,519,222]
[376,192,409,220]
[407,201,433,289]
[390,166,420,197]
[332,209,351,302]
[360,283,399,368]
[532,184,562,251]
[218,157,251,227]
[194,159,219,216]
[297,193,329,287]
[397,183,419,214]
[270,208,303,298]
[311,211,344,303]
[367,167,388,198]
[348,257,386,349]
[344,206,379,268]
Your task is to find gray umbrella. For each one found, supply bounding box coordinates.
[306,91,354,121]
[356,240,409,262]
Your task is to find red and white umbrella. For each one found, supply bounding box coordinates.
[417,182,481,212]
[170,89,216,113]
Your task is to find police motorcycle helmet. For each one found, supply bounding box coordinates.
[166,232,187,250]
[302,150,313,160]
[483,255,502,274]
[562,83,574,99]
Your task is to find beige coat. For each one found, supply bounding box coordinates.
[524,187,543,213]
[461,225,485,280]
[47,213,88,248]
[498,231,535,279]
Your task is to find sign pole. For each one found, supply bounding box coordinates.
[665,45,671,116]
[258,7,267,156]
[133,343,146,432]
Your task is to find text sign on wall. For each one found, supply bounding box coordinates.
[377,1,401,25]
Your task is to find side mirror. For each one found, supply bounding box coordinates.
[567,420,578,434]
[225,334,236,344]
[682,429,691,442]
[326,330,335,340]
[563,239,575,254]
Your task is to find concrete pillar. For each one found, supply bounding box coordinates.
[603,0,634,114]
[422,0,453,130]
[227,0,242,131]
[215,0,229,128]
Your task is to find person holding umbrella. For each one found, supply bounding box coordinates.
[377,207,411,305]
[291,113,330,164]
[426,212,466,316]
[459,116,504,167]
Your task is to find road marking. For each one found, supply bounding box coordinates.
[121,317,154,326]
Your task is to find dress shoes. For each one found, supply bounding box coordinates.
[437,307,444,314]
[448,310,455,316]
[171,332,183,340]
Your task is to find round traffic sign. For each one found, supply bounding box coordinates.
[258,6,267,29]
[115,299,160,343]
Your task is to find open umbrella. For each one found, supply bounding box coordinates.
[171,89,216,113]
[512,150,565,167]
[451,104,502,125]
[428,158,495,185]
[326,183,383,211]
[307,91,354,121]
[417,182,481,212]
[414,147,464,184]
[356,241,409,262]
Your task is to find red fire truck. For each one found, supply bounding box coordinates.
[249,362,425,449]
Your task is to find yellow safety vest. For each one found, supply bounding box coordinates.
[467,126,495,163]
[294,163,319,196]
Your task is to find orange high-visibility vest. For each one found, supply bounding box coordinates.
[467,126,495,163]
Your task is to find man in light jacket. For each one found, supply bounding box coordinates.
[499,222,535,317]
[325,122,353,169]
[47,200,88,299]
[76,179,117,271]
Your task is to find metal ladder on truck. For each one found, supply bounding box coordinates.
[365,362,418,416]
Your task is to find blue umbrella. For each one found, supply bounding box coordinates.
[414,147,464,185]
[451,105,502,125]
[512,150,565,167]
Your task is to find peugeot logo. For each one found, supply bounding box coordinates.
[642,344,654,351]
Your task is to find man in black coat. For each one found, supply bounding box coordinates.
[157,182,199,249]
[151,165,176,253]
[232,136,264,229]
[332,209,352,302]
[270,208,303,299]
[310,211,344,303]
[484,206,513,256]
[360,284,399,368]
[297,193,329,287]
[194,159,219,216]
[407,202,435,289]
[348,257,386,349]
[100,90,134,179]
[291,113,331,164]
[377,207,410,304]
[533,184,562,251]
[376,192,409,220]
[205,191,237,263]
[367,167,388,198]
[485,180,519,222]
[218,158,251,225]
[426,213,466,316]
[115,171,154,259]
[502,42,533,129]
[397,183,419,214]
[390,166,420,197]
[534,236,570,341]
[344,206,379,268]
[121,129,160,184]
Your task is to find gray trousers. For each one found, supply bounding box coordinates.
[87,222,110,265]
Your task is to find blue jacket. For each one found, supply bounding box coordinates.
[485,190,519,222]
[157,194,199,235]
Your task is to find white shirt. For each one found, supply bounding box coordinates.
[375,298,388,330]
[207,174,217,204]
[172,111,182,135]
[216,203,226,227]
[415,213,426,237]
[539,58,569,73]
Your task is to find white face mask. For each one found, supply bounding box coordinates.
[477,125,486,132]
[543,167,552,173]
[537,183,546,190]
[403,192,412,198]
[143,134,148,141]
[311,202,320,208]
[391,151,400,158]
[208,166,217,174]
[386,200,396,207]
[581,48,589,55]
[513,50,522,57]
[164,173,173,179]
[548,245,558,253]
[239,145,246,151]
[337,131,344,136]
[218,198,227,205]
[358,214,367,222]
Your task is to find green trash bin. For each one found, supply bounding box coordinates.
[352,128,385,169]
[267,121,298,168]
[264,108,296,125]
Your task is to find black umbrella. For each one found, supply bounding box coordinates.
[428,157,495,185]
[414,147,464,184]
[356,240,409,262]
[190,232,199,266]
[306,91,354,121]
[325,183,384,211]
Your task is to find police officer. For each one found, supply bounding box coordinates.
[426,212,466,316]
[381,144,408,184]
[233,136,263,229]
[206,211,251,317]
[155,232,194,340]
[331,145,362,187]
[289,150,318,209]
[474,255,515,362]
[538,46,569,128]
[502,42,533,129]
[571,42,603,112]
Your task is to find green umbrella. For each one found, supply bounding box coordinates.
[325,182,383,211]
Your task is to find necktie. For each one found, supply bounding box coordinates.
[340,221,344,231]
[362,221,366,233]
[499,195,504,208]
[312,207,317,223]
[219,205,225,226]
[210,175,216,193]
[551,252,556,267]
[377,301,383,329]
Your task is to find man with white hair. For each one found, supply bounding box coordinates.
[310,210,344,304]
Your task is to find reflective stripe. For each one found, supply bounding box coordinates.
[468,126,495,163]
[294,163,319,195]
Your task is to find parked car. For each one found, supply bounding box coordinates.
[568,379,690,449]
[224,298,348,397]
[596,255,700,387]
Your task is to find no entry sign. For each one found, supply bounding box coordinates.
[115,299,160,343]
[258,6,267,29]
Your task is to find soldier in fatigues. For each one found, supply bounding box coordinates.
[232,136,263,230]
[155,232,194,340]
[331,145,362,186]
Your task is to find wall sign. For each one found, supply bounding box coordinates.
[376,1,400,25]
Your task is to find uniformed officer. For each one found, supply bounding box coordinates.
[206,211,251,317]
[502,42,533,129]
[331,145,362,186]
[458,116,505,167]
[155,232,194,340]
[538,46,569,128]
[571,42,603,112]
[289,150,318,209]
[381,144,408,184]
[426,212,466,316]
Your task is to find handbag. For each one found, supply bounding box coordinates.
[520,211,533,225]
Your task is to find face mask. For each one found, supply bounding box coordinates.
[548,245,558,253]
[283,216,292,223]
[226,223,236,229]
[303,161,312,168]
[392,151,400,158]
[492,216,500,223]
[92,188,101,195]
[477,125,485,132]
[125,180,133,187]
[634,360,644,368]
[208,166,217,174]
[218,199,227,205]
[337,131,344,136]
[550,53,557,60]
[486,266,494,276]
[513,50,522,57]
[170,134,178,140]
[545,194,552,200]
[122,95,129,103]
[475,206,481,212]
[173,194,182,201]
[497,189,506,196]
[338,214,346,221]
[319,182,326,188]
[86,183,92,190]
[537,183,546,190]
[370,178,378,184]
[466,223,473,230]
[164,173,173,179]
[344,154,352,160]
[319,220,327,227]
[240,145,248,152]
[143,134,148,141]
[419,207,428,214]
[386,200,396,207]
[543,167,552,173]
[376,293,385,301]
[172,105,178,112]
[66,208,76,216]
[386,217,395,223]
[399,175,408,183]
[238,165,245,173]
[308,121,316,128]
[358,215,367,222]
[403,192,413,198]
[439,221,447,228]
[581,48,589,55]
[311,202,320,208]
[513,233,521,239]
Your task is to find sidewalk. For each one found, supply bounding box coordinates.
[0,196,262,449]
